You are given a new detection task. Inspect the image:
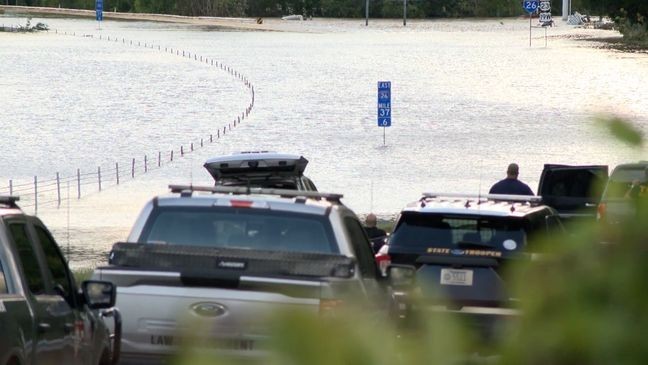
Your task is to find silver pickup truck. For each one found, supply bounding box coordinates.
[92,185,391,364]
[0,196,121,365]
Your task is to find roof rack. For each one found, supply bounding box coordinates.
[422,192,543,204]
[168,184,343,203]
[0,196,21,209]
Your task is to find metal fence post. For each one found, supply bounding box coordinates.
[131,158,135,178]
[158,152,161,167]
[98,166,102,191]
[9,180,12,196]
[34,176,38,215]
[171,150,174,161]
[144,155,148,173]
[56,172,61,207]
[116,162,120,185]
[77,169,81,199]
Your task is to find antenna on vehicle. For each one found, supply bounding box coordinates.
[370,179,374,212]
[477,159,483,202]
[66,180,70,263]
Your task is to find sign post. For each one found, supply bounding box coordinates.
[523,0,539,47]
[377,81,391,146]
[95,0,103,28]
[539,1,552,47]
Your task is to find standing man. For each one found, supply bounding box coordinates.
[489,163,535,196]
[364,213,387,253]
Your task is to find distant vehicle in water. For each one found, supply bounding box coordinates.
[204,151,318,191]
[281,15,304,21]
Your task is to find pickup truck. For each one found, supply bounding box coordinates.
[93,185,396,364]
[0,196,121,365]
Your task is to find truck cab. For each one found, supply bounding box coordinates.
[0,196,120,365]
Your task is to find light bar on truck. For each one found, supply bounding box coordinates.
[168,184,343,202]
[422,192,543,204]
[0,196,20,208]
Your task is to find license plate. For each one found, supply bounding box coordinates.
[440,268,473,286]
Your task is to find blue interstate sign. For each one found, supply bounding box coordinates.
[523,0,538,13]
[377,81,391,127]
[96,0,104,21]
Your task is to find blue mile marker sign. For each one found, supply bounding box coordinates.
[377,81,391,127]
[96,0,104,21]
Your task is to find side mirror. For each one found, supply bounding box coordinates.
[386,264,416,289]
[81,280,116,309]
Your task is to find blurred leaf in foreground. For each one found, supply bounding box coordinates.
[595,115,644,147]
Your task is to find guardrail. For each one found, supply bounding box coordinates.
[1,25,256,215]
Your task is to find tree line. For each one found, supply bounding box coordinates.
[6,0,647,22]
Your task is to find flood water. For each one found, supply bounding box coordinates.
[1,14,647,268]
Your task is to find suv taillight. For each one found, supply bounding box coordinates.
[375,245,391,277]
[597,202,606,221]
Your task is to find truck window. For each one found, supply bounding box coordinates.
[0,260,7,294]
[9,223,45,294]
[35,226,73,301]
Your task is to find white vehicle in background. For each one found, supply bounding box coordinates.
[204,151,318,191]
[92,185,401,364]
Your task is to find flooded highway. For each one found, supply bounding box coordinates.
[1,14,647,268]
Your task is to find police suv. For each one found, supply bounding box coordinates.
[376,193,563,335]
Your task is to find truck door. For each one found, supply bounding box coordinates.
[537,164,608,222]
[32,221,92,365]
[6,220,80,365]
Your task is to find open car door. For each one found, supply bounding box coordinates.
[538,164,608,222]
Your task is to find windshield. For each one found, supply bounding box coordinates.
[389,213,526,252]
[140,207,337,254]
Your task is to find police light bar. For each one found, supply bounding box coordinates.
[168,184,343,202]
[422,192,543,204]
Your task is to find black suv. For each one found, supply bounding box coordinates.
[378,193,563,308]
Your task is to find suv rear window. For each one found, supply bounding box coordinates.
[390,213,526,253]
[140,207,337,254]
[605,166,648,198]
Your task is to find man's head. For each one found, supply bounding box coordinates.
[365,213,377,228]
[507,163,520,179]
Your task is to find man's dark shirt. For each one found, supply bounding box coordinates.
[364,226,387,253]
[489,178,534,196]
[365,226,386,239]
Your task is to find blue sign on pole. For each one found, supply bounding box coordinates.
[377,81,391,127]
[523,0,539,13]
[96,0,104,21]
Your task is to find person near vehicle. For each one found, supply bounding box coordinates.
[364,213,387,253]
[625,179,642,199]
[489,163,534,196]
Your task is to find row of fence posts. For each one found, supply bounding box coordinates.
[2,26,256,215]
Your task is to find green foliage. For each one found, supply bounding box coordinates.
[73,267,94,283]
[596,114,644,147]
[615,9,648,45]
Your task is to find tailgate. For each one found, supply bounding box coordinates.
[96,268,322,356]
[414,255,516,308]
